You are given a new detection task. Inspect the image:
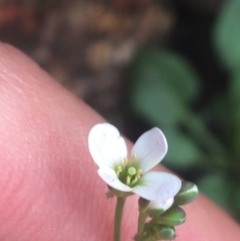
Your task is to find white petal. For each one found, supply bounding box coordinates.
[88,123,127,169]
[131,128,168,173]
[98,168,132,192]
[132,171,181,201]
[148,197,174,211]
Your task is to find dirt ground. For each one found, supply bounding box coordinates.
[0,0,223,136]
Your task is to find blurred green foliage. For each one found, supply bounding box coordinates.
[213,0,240,70]
[129,0,240,222]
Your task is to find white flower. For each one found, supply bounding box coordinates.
[88,123,181,202]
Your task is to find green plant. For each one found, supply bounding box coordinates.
[129,0,240,222]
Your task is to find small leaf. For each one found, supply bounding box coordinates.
[213,0,240,69]
[130,48,200,128]
[228,66,240,156]
[233,187,240,222]
[164,128,202,169]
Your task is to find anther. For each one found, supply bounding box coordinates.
[134,170,142,179]
[126,176,131,186]
[116,166,123,177]
[130,176,139,186]
[137,169,142,176]
[131,154,137,160]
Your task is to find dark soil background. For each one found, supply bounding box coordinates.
[0,0,226,147]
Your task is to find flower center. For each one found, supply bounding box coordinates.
[115,155,142,187]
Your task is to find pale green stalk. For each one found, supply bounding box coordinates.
[135,211,148,241]
[114,197,126,241]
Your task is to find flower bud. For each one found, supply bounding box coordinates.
[147,198,174,217]
[153,224,176,240]
[174,181,198,206]
[155,206,186,226]
[144,237,156,241]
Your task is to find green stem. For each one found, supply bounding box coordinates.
[135,211,148,241]
[114,197,126,241]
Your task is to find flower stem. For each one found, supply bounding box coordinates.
[114,197,126,241]
[135,211,148,241]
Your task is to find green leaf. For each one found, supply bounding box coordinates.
[163,128,202,169]
[130,48,200,128]
[228,65,240,156]
[213,0,240,69]
[233,187,240,222]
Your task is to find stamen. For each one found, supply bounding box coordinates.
[131,154,137,159]
[130,176,139,186]
[126,176,131,186]
[128,167,137,176]
[136,170,142,179]
[116,166,123,177]
[124,157,128,165]
[137,169,142,177]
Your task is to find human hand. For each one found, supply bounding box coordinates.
[0,43,239,241]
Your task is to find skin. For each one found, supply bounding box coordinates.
[0,43,239,241]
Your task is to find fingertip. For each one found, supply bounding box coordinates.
[0,43,138,240]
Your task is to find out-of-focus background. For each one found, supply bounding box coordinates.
[0,0,240,222]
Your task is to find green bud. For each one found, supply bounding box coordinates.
[174,181,198,206]
[153,225,176,240]
[146,198,174,217]
[143,236,157,241]
[155,206,186,226]
[147,208,165,217]
[144,237,156,241]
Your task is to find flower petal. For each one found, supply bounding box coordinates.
[88,123,127,169]
[131,128,168,172]
[98,168,132,192]
[132,171,181,201]
[148,197,174,211]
